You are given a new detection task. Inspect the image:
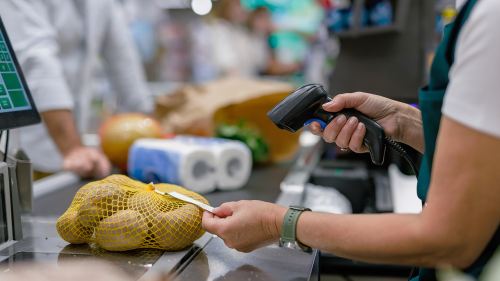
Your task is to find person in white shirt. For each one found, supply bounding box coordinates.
[0,0,153,179]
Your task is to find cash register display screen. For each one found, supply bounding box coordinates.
[0,29,31,113]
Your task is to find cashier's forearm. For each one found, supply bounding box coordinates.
[295,212,447,268]
[41,110,83,155]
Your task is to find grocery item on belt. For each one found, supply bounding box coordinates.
[215,121,269,164]
[99,113,163,172]
[172,135,252,190]
[128,139,217,194]
[56,175,208,251]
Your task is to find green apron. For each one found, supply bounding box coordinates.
[414,0,500,279]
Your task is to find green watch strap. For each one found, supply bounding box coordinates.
[281,206,311,243]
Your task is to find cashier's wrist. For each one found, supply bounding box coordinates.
[398,103,425,153]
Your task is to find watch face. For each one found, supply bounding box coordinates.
[279,239,313,253]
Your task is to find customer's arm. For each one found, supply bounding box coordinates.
[42,110,111,179]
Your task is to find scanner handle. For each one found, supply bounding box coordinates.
[306,107,387,165]
[267,83,387,165]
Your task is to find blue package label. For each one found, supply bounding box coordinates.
[128,144,182,185]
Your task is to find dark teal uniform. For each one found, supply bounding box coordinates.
[415,0,500,279]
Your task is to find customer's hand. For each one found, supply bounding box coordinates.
[202,200,288,253]
[309,92,424,153]
[63,146,111,179]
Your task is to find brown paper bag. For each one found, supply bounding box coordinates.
[154,77,300,162]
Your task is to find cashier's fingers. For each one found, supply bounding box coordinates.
[202,211,225,233]
[213,202,237,218]
[202,211,217,233]
[323,92,370,113]
[203,202,236,233]
[321,115,347,143]
[334,116,358,149]
[308,122,323,136]
[349,123,369,153]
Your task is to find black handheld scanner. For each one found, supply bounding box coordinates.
[267,84,386,165]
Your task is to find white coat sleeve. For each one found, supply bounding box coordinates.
[100,0,154,115]
[0,0,74,113]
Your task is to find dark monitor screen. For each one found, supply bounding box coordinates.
[0,16,40,130]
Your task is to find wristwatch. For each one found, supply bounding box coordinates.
[279,205,312,253]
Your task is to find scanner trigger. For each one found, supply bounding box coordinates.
[304,119,327,131]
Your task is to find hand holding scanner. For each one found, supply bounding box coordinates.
[267,84,386,165]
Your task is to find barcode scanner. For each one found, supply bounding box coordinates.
[267,84,419,175]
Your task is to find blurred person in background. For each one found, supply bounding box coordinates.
[247,6,301,76]
[302,0,339,89]
[207,0,263,78]
[0,0,154,179]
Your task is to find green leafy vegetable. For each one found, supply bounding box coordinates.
[216,119,269,163]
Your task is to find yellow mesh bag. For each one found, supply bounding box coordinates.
[57,175,208,251]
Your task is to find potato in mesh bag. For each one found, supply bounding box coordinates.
[95,210,148,251]
[127,190,207,250]
[77,183,130,227]
[56,211,93,244]
[56,175,208,251]
[151,204,205,250]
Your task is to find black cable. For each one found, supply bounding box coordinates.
[384,136,419,178]
[404,154,419,179]
[4,130,9,163]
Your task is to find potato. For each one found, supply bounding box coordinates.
[151,204,205,250]
[57,211,93,244]
[77,203,109,228]
[127,191,183,222]
[95,210,148,251]
[78,184,129,227]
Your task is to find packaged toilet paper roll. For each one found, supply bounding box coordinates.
[128,139,217,194]
[173,135,252,190]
